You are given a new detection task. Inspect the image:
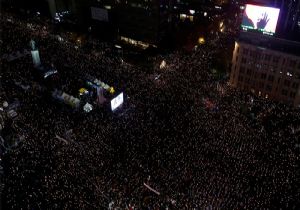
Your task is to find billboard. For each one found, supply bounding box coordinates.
[111,92,124,111]
[241,4,280,35]
[91,7,108,22]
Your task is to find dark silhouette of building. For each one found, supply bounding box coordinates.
[113,0,174,47]
[274,0,300,38]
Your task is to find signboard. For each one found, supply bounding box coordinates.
[241,4,280,35]
[110,92,124,111]
[31,50,41,66]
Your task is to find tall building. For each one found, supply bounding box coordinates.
[274,0,300,32]
[75,0,175,47]
[230,32,300,107]
[114,0,174,47]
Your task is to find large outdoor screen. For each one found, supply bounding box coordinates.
[111,92,124,111]
[241,4,280,35]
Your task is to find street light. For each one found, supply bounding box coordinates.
[189,10,195,15]
[198,37,205,44]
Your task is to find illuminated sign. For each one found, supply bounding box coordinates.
[111,92,124,111]
[241,4,280,35]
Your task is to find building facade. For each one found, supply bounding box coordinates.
[273,0,300,33]
[114,0,174,46]
[77,0,175,46]
[230,33,300,107]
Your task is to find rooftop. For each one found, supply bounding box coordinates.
[238,31,300,57]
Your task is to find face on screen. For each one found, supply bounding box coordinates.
[242,4,280,33]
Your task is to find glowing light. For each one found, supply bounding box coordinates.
[109,87,115,94]
[189,10,195,15]
[111,92,124,111]
[198,37,205,44]
[220,21,224,28]
[160,60,166,69]
[79,88,88,95]
[83,103,93,113]
[180,14,187,20]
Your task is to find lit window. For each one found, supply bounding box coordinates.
[189,10,195,15]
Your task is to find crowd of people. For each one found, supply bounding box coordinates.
[1,10,299,210]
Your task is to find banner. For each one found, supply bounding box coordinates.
[31,50,41,66]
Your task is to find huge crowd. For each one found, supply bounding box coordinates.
[0,10,299,210]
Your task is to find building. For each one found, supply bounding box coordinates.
[114,0,174,47]
[273,0,300,35]
[230,32,300,107]
[73,0,175,47]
